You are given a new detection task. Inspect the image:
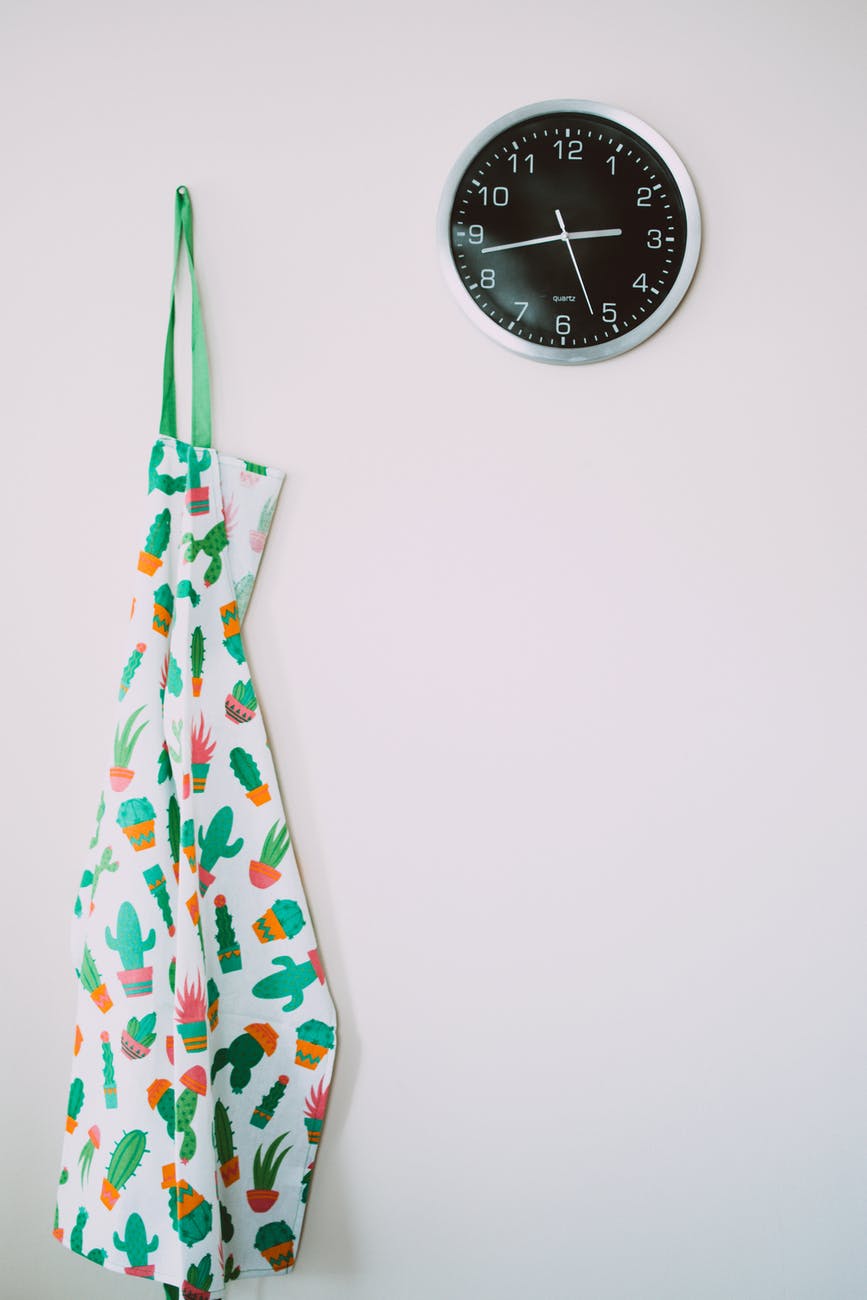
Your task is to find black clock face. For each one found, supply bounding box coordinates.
[447,110,690,352]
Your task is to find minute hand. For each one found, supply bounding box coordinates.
[481,227,622,254]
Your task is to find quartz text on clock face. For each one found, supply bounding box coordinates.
[449,112,688,350]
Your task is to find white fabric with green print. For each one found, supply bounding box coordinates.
[53,186,338,1298]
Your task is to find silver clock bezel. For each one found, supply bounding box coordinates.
[436,98,702,364]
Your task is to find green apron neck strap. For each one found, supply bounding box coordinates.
[159,184,213,449]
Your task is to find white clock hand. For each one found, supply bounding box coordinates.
[555,208,593,316]
[481,227,622,254]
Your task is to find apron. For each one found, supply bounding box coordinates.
[51,185,338,1297]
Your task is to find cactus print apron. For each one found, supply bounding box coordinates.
[52,185,338,1297]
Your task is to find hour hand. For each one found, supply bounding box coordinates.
[555,209,593,315]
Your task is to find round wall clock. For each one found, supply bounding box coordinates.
[437,99,701,364]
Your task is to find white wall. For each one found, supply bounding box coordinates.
[3,2,867,1297]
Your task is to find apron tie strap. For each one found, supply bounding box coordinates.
[159,184,213,449]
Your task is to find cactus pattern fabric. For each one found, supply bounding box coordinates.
[52,187,338,1296]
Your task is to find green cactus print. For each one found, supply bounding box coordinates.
[257,494,277,535]
[220,1199,235,1244]
[119,643,146,699]
[213,1098,237,1177]
[206,976,219,1028]
[210,1023,278,1094]
[250,1074,289,1128]
[142,863,175,936]
[146,1078,175,1140]
[152,582,174,637]
[122,1011,157,1057]
[176,577,201,607]
[100,1033,118,1109]
[252,897,304,944]
[167,793,181,875]
[105,1128,147,1188]
[166,652,183,697]
[181,816,196,869]
[148,439,186,496]
[113,1211,159,1270]
[198,805,243,877]
[70,1206,108,1265]
[191,624,205,694]
[140,508,171,572]
[149,438,211,494]
[182,518,229,586]
[254,1218,296,1271]
[67,1077,85,1130]
[167,1176,213,1247]
[225,677,257,724]
[220,599,245,665]
[214,893,242,972]
[186,1253,214,1291]
[176,1072,203,1163]
[167,718,183,765]
[252,950,325,1013]
[229,746,269,803]
[105,901,156,975]
[89,790,106,848]
[88,844,120,904]
[54,425,337,1294]
[234,572,255,624]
